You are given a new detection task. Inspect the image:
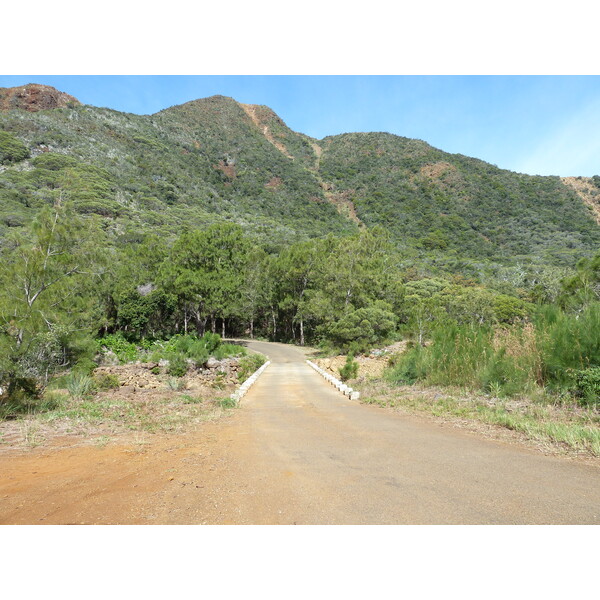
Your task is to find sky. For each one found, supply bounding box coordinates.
[2,75,600,178]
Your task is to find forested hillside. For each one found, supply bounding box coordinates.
[1,87,598,265]
[319,132,600,266]
[1,84,599,410]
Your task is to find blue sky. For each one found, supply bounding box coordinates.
[2,75,600,177]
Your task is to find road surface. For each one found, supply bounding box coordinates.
[0,340,599,524]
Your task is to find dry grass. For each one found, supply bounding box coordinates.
[358,378,600,459]
[0,386,232,453]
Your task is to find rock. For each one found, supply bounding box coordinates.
[206,357,221,369]
[142,362,159,370]
[0,84,81,112]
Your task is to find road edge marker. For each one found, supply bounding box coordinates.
[306,360,360,401]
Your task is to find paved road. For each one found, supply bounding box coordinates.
[220,340,600,524]
[1,340,598,524]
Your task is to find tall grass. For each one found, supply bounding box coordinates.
[65,372,95,399]
[387,303,600,401]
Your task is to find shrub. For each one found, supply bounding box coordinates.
[151,333,238,366]
[167,377,185,391]
[386,345,424,385]
[237,353,266,381]
[0,377,42,419]
[72,357,98,376]
[531,304,599,393]
[219,397,237,408]
[326,304,397,352]
[339,353,359,382]
[385,302,600,399]
[93,373,120,390]
[98,334,139,363]
[167,354,188,377]
[180,394,202,404]
[65,373,95,399]
[0,131,30,164]
[31,153,78,171]
[572,367,600,405]
[477,347,528,397]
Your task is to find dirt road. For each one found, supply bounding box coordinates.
[1,341,599,524]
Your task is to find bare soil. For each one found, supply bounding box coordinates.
[0,83,80,112]
[0,360,239,453]
[313,341,406,380]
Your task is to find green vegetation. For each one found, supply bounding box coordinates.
[0,130,30,164]
[93,372,120,390]
[98,334,140,363]
[361,382,600,456]
[1,93,599,423]
[65,372,95,400]
[339,353,359,382]
[387,302,600,402]
[319,133,600,268]
[1,96,597,269]
[8,388,229,439]
[237,353,267,382]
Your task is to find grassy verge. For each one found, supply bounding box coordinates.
[358,379,600,458]
[0,387,233,450]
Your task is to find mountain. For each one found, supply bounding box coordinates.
[0,86,598,269]
[0,84,80,112]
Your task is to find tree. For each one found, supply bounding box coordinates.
[237,246,269,339]
[0,205,105,400]
[271,239,323,345]
[325,302,397,352]
[158,223,250,336]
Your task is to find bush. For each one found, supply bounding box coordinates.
[385,303,600,399]
[536,304,600,390]
[339,353,359,382]
[151,333,238,367]
[219,397,237,408]
[237,353,266,381]
[167,354,188,377]
[98,334,139,363]
[326,304,397,352]
[72,357,98,376]
[93,373,120,390]
[572,367,600,405]
[0,376,42,418]
[0,131,30,164]
[65,373,95,399]
[31,153,78,171]
[167,377,185,391]
[386,345,424,385]
[477,347,528,397]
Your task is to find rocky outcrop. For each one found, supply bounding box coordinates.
[0,84,80,112]
[94,357,243,392]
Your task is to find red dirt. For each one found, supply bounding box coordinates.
[0,84,80,112]
[2,341,599,525]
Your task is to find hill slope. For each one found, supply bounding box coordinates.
[0,86,598,267]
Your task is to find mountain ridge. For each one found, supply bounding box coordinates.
[0,86,598,273]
